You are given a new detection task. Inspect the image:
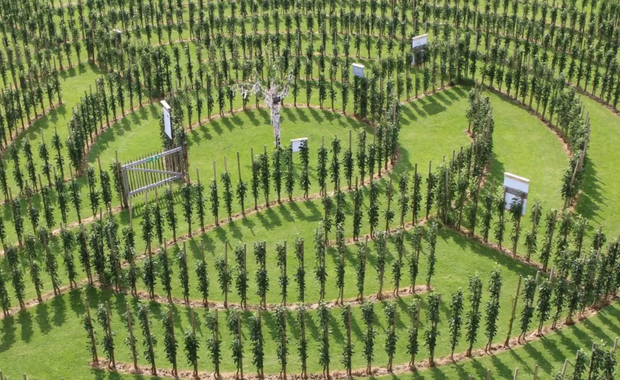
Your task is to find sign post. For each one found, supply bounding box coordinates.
[290,137,308,152]
[503,172,529,215]
[411,34,428,66]
[352,63,365,78]
[161,100,172,139]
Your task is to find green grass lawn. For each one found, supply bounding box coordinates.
[575,95,620,238]
[0,49,619,379]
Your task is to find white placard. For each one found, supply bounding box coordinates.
[503,172,530,215]
[291,137,308,152]
[352,63,365,78]
[161,100,172,139]
[411,34,428,49]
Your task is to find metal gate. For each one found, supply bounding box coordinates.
[119,144,188,207]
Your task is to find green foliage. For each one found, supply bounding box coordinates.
[448,289,464,357]
[293,237,306,303]
[424,292,441,364]
[465,274,483,355]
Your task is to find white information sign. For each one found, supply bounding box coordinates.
[291,137,308,152]
[411,34,428,65]
[411,34,428,49]
[161,100,172,139]
[503,172,530,215]
[352,63,365,78]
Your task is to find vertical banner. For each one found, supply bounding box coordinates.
[161,100,172,139]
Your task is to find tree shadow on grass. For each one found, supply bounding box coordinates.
[575,159,604,229]
[0,316,16,352]
[18,309,33,343]
[439,229,536,279]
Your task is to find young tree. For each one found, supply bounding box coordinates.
[426,220,438,288]
[524,201,542,261]
[329,135,341,192]
[425,292,441,366]
[274,305,288,378]
[368,180,380,237]
[164,187,178,241]
[24,234,43,302]
[141,199,154,255]
[159,247,173,303]
[196,244,210,307]
[254,241,269,308]
[494,194,506,249]
[96,303,116,369]
[481,190,494,242]
[406,298,421,368]
[317,140,328,196]
[353,183,364,240]
[485,268,502,351]
[142,251,157,299]
[215,247,232,308]
[227,310,244,379]
[284,145,295,201]
[206,310,222,378]
[234,244,249,309]
[272,148,283,203]
[86,166,100,217]
[536,277,552,335]
[82,299,99,364]
[540,210,558,272]
[293,237,306,303]
[448,289,464,360]
[357,131,367,185]
[260,151,271,206]
[276,241,288,305]
[5,246,25,310]
[221,169,233,220]
[509,198,524,255]
[384,302,398,372]
[195,175,207,230]
[181,182,194,235]
[317,302,331,378]
[137,303,157,375]
[178,245,190,303]
[411,166,422,223]
[362,302,375,374]
[0,268,11,316]
[60,226,78,288]
[409,225,423,292]
[299,140,311,198]
[374,231,388,298]
[184,311,200,377]
[314,225,328,300]
[465,274,483,357]
[519,275,537,342]
[249,311,265,378]
[162,307,178,377]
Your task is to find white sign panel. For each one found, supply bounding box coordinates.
[161,100,172,139]
[291,138,308,152]
[352,63,365,78]
[503,172,530,215]
[411,34,428,49]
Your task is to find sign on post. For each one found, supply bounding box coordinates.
[503,172,529,215]
[411,34,428,49]
[291,137,308,152]
[161,100,172,139]
[352,63,365,78]
[411,34,428,66]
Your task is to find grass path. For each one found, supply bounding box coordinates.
[575,96,620,238]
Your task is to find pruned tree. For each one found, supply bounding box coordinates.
[448,289,464,360]
[465,274,483,357]
[424,292,441,366]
